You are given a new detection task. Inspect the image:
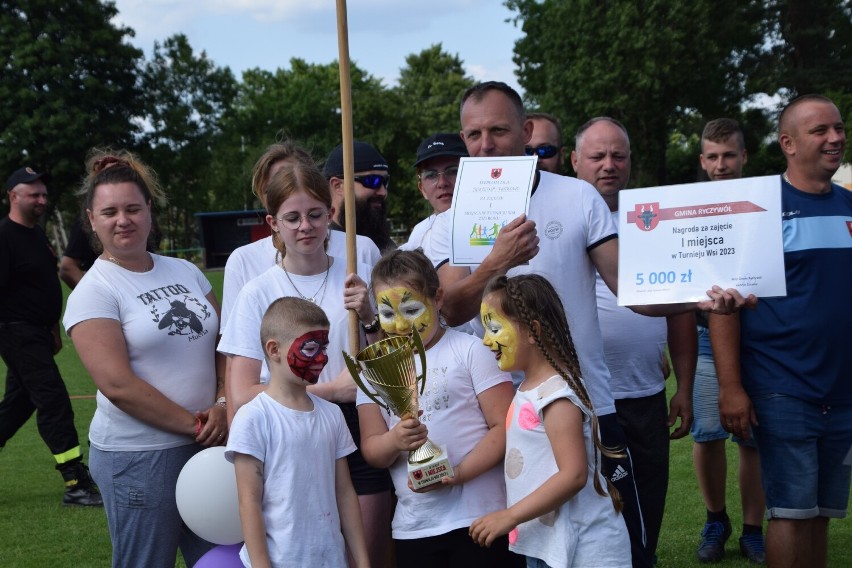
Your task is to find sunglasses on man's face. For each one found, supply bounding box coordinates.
[353,174,390,190]
[524,144,560,159]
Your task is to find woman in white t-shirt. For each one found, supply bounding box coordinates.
[217,161,392,567]
[63,149,225,568]
[220,141,380,335]
[358,249,521,567]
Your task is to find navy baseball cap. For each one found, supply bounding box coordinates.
[414,133,468,167]
[323,141,388,178]
[5,166,46,191]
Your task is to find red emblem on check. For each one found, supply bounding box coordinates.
[633,202,661,231]
[491,168,502,179]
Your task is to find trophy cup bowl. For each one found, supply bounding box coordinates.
[343,328,453,489]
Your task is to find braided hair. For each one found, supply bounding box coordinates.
[484,273,624,512]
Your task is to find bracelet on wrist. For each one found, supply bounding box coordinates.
[215,396,227,409]
[360,314,381,334]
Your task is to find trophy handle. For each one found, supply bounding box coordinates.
[342,351,389,412]
[411,328,428,396]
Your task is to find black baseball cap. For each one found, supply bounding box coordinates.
[323,141,388,178]
[414,133,468,167]
[5,166,46,191]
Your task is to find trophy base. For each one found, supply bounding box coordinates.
[407,445,453,490]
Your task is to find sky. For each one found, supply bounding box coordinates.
[111,0,526,92]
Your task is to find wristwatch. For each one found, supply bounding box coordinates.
[360,314,381,334]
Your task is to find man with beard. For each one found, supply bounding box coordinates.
[0,167,102,506]
[324,141,396,252]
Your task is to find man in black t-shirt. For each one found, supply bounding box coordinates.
[59,219,99,289]
[0,166,101,506]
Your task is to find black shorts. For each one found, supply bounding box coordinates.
[337,402,392,495]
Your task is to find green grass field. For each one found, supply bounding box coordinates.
[1,269,849,566]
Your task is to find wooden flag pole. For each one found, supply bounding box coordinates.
[335,0,360,354]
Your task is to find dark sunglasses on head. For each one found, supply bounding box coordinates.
[524,144,560,159]
[353,174,390,190]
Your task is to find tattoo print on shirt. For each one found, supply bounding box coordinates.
[136,283,212,340]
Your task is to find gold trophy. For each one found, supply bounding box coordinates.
[343,328,452,489]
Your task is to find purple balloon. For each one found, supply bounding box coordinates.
[194,543,244,568]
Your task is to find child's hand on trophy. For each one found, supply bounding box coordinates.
[407,463,462,493]
[391,416,428,452]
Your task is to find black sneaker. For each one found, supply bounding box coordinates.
[739,533,766,564]
[59,460,103,507]
[63,485,103,507]
[697,519,732,563]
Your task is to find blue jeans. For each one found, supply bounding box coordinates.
[90,444,214,567]
[526,556,553,568]
[751,394,852,519]
[691,353,755,447]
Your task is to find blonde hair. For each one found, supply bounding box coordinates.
[251,141,315,202]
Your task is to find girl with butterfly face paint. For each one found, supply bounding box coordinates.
[357,250,521,567]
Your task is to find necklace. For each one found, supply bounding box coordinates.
[783,171,792,185]
[105,254,154,273]
[281,254,331,304]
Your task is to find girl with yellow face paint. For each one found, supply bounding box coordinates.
[374,285,441,346]
[357,250,519,565]
[470,275,630,567]
[480,295,521,372]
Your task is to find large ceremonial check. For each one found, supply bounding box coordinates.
[617,175,787,305]
[449,156,537,265]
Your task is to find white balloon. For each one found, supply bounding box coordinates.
[176,446,243,545]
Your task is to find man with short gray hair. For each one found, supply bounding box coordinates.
[572,116,697,566]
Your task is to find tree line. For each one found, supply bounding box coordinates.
[1,0,849,253]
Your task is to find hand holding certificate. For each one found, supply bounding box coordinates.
[449,156,538,266]
[617,176,787,305]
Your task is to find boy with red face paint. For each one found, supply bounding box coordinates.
[226,298,369,568]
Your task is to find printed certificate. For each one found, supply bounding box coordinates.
[617,176,787,305]
[449,156,537,266]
